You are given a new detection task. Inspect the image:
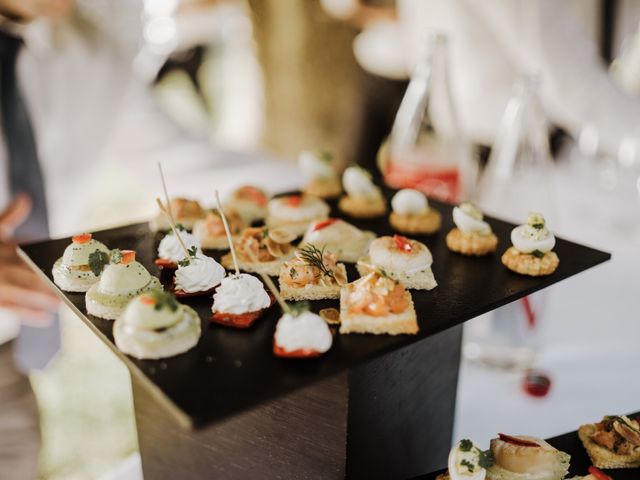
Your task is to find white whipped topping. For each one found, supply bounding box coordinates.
[99,262,152,295]
[158,230,201,262]
[121,295,181,330]
[62,239,110,267]
[369,236,433,274]
[274,311,332,353]
[267,196,330,222]
[175,255,225,293]
[212,273,270,314]
[511,224,555,254]
[453,205,491,234]
[343,166,379,198]
[448,440,487,480]
[299,150,335,179]
[303,219,365,245]
[391,189,429,215]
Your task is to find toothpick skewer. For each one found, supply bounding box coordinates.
[244,244,291,315]
[157,162,175,225]
[214,190,241,278]
[156,198,192,263]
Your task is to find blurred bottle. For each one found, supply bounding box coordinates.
[383,32,476,203]
[465,73,556,370]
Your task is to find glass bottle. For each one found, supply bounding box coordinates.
[464,73,556,370]
[383,32,476,203]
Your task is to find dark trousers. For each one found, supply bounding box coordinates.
[0,341,40,480]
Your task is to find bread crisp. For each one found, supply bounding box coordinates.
[221,251,294,277]
[279,264,347,301]
[303,177,342,199]
[389,209,442,235]
[501,247,559,276]
[578,423,640,469]
[446,228,499,256]
[338,195,387,219]
[339,288,418,335]
[356,258,437,291]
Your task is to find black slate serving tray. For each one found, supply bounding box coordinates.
[414,411,640,479]
[18,194,610,428]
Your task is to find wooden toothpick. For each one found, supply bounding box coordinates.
[213,190,240,277]
[244,244,291,315]
[157,162,175,225]
[156,198,192,263]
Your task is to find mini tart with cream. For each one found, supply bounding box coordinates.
[446,203,498,256]
[192,209,245,250]
[299,150,342,199]
[149,197,205,232]
[172,252,226,298]
[300,218,375,263]
[155,227,202,269]
[338,166,387,218]
[86,250,162,320]
[266,194,330,236]
[273,310,333,359]
[221,226,295,276]
[487,433,570,480]
[279,245,348,301]
[357,235,437,291]
[52,233,110,292]
[578,415,640,469]
[113,291,201,360]
[389,188,442,234]
[226,185,269,224]
[502,213,559,276]
[436,439,490,480]
[210,273,273,328]
[339,270,418,335]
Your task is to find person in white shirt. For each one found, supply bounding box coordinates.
[0,1,271,477]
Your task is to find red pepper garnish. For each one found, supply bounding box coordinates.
[72,233,92,244]
[313,218,338,231]
[139,294,157,306]
[287,195,302,207]
[522,370,552,398]
[273,341,322,359]
[121,250,136,264]
[497,433,539,447]
[239,186,267,206]
[393,234,413,252]
[588,466,612,480]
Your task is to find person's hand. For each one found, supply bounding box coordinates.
[0,195,59,326]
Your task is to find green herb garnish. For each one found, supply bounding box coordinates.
[88,250,110,276]
[177,246,199,267]
[297,244,335,280]
[460,459,474,473]
[459,439,473,452]
[110,249,123,264]
[532,223,544,230]
[174,223,186,232]
[146,290,179,312]
[531,250,545,258]
[262,227,269,239]
[289,267,298,279]
[289,301,310,316]
[316,150,333,162]
[478,449,494,469]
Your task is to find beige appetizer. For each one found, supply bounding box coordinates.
[390,188,441,234]
[279,245,347,301]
